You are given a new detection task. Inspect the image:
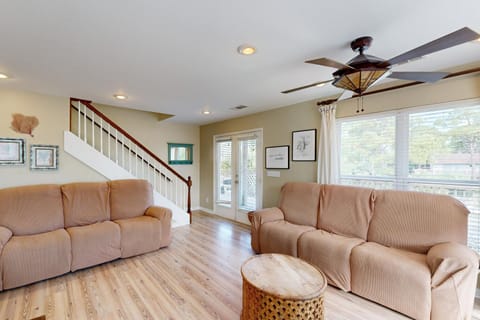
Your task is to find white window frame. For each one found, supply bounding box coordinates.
[337,99,480,251]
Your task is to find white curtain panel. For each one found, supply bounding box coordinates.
[317,105,339,184]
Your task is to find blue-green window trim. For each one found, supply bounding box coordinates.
[168,143,193,165]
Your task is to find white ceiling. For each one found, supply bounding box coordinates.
[1,0,479,125]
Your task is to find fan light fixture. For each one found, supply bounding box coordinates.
[332,68,389,94]
[0,73,9,79]
[331,37,390,95]
[237,44,256,55]
[114,94,128,100]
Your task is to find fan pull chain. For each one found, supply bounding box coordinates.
[361,96,364,112]
[356,97,360,113]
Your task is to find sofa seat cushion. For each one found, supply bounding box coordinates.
[259,221,315,256]
[351,242,431,320]
[298,230,363,291]
[61,182,110,227]
[67,221,121,271]
[1,229,71,290]
[115,216,164,258]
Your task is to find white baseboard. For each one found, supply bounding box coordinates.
[196,207,215,215]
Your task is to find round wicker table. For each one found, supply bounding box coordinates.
[240,253,327,320]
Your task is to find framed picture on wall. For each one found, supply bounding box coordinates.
[30,145,59,170]
[0,138,25,165]
[265,145,289,169]
[292,129,317,161]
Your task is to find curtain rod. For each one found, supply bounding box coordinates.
[316,67,480,106]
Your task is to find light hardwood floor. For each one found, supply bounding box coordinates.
[0,212,478,320]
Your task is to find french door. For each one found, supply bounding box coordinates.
[214,129,263,224]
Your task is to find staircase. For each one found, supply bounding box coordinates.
[64,98,191,227]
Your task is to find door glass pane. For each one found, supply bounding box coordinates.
[216,140,232,206]
[238,138,257,211]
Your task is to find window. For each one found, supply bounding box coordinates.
[338,102,480,252]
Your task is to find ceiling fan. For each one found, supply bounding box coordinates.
[282,27,480,96]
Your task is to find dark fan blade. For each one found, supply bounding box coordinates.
[305,57,354,70]
[388,71,449,83]
[281,79,333,94]
[380,27,480,67]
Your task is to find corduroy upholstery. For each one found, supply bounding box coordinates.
[2,229,71,290]
[259,221,315,256]
[0,184,64,235]
[67,221,121,271]
[248,182,478,320]
[62,182,110,228]
[298,229,363,291]
[0,179,172,291]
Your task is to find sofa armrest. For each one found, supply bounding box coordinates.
[145,206,173,221]
[248,207,284,253]
[0,226,12,256]
[145,206,172,247]
[427,242,479,320]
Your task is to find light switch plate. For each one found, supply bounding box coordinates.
[266,170,280,177]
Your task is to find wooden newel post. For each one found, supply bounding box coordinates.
[187,176,192,224]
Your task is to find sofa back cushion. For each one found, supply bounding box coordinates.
[61,182,110,227]
[278,182,321,227]
[0,184,64,236]
[368,190,469,254]
[318,184,375,240]
[109,179,153,220]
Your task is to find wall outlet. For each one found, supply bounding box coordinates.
[205,197,209,203]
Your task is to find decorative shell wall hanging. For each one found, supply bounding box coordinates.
[10,113,39,137]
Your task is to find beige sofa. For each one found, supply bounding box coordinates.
[0,179,171,290]
[249,182,478,320]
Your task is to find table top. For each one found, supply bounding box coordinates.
[241,254,327,300]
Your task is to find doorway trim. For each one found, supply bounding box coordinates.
[213,128,263,223]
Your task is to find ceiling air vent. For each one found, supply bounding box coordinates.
[231,105,248,110]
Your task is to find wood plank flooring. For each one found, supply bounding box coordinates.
[0,212,477,320]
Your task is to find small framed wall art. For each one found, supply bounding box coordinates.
[292,129,317,161]
[265,145,290,169]
[0,138,25,165]
[168,143,193,165]
[30,144,59,170]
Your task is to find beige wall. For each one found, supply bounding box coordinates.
[200,100,320,210]
[0,88,105,187]
[94,104,201,208]
[199,73,480,210]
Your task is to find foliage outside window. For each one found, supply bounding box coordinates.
[338,102,480,252]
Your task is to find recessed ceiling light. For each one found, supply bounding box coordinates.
[114,94,128,100]
[202,110,211,115]
[237,44,256,55]
[0,73,9,79]
[315,83,326,87]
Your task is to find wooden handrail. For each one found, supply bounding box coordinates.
[71,97,188,184]
[70,103,174,183]
[70,97,192,217]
